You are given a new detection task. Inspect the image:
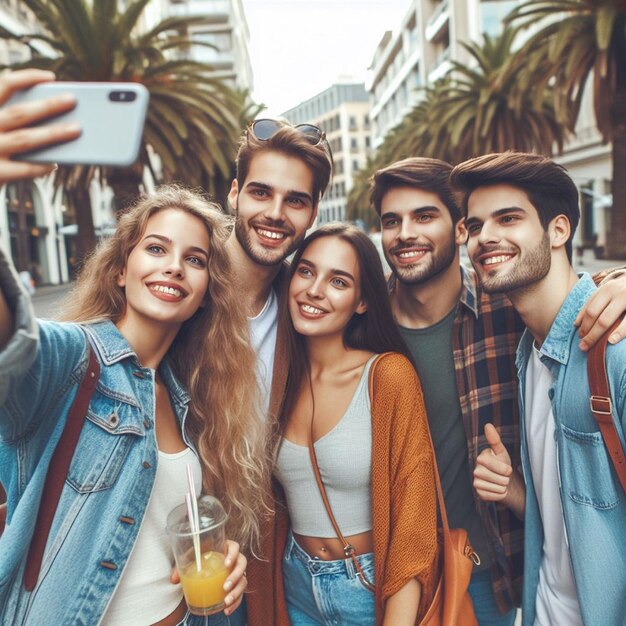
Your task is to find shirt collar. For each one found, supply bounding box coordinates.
[84,320,190,405]
[538,273,596,365]
[459,265,479,318]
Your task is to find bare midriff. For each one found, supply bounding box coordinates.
[293,529,374,561]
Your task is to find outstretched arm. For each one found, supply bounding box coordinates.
[0,69,79,348]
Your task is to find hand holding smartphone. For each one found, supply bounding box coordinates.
[0,69,80,184]
[5,80,149,168]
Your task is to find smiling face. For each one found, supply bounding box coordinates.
[465,183,552,294]
[380,186,465,285]
[117,208,210,332]
[229,150,318,267]
[288,236,367,341]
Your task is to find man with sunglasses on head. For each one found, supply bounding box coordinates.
[225,119,333,417]
[225,120,333,625]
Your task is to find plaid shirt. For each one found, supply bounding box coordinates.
[454,266,525,613]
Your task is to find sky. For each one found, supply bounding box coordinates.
[242,0,411,116]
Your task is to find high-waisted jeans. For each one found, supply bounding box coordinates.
[282,530,376,626]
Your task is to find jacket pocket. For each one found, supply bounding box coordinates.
[561,424,621,510]
[66,394,142,493]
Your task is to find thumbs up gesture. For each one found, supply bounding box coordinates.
[473,424,525,517]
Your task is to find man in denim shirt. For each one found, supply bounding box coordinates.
[453,151,626,626]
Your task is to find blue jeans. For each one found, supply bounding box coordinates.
[282,531,375,626]
[468,570,517,626]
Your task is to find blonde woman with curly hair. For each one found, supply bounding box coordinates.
[0,185,271,626]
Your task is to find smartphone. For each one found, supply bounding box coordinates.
[6,82,150,167]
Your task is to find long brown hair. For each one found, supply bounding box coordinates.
[279,223,414,424]
[60,185,271,552]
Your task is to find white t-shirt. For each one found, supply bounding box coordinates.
[101,448,202,625]
[525,345,583,626]
[248,289,278,414]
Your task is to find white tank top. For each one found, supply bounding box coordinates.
[100,447,202,625]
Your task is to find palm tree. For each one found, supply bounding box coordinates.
[434,26,566,159]
[347,26,566,225]
[2,0,251,261]
[507,0,626,257]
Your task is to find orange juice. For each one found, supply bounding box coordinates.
[180,550,228,615]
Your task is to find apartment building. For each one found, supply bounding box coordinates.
[368,0,517,148]
[168,0,253,93]
[282,83,372,224]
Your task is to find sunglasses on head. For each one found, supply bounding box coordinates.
[247,118,326,147]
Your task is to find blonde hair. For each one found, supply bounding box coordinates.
[60,185,271,552]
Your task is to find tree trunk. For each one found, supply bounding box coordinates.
[70,186,97,268]
[107,164,144,219]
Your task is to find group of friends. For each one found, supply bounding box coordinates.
[0,69,625,626]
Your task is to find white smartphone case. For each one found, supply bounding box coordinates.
[7,82,150,167]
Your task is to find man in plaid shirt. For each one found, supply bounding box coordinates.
[369,157,626,624]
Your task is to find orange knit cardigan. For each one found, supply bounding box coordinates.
[246,352,440,625]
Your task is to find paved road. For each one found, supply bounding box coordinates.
[31,283,73,318]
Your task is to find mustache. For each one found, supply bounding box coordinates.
[250,218,294,235]
[388,242,433,255]
[473,244,517,256]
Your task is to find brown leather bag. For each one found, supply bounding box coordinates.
[587,319,626,493]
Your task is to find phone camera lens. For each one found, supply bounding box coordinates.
[109,90,137,103]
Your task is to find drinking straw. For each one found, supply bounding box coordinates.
[186,465,202,572]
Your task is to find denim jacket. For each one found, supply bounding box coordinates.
[0,255,199,624]
[516,274,626,626]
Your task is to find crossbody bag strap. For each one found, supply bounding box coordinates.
[587,319,626,493]
[307,435,375,592]
[24,342,100,591]
[306,355,381,593]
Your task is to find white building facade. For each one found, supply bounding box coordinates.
[282,83,372,224]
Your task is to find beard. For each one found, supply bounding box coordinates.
[385,234,457,286]
[234,215,301,267]
[476,232,551,294]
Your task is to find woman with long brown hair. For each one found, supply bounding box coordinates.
[0,186,270,626]
[263,224,439,625]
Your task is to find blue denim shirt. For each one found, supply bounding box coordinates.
[0,264,201,623]
[516,274,626,626]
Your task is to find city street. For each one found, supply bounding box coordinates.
[31,283,72,318]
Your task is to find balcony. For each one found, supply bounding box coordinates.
[425,0,449,43]
[169,0,230,21]
[427,47,451,83]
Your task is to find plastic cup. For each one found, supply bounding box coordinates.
[166,495,229,616]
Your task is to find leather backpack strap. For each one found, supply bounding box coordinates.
[587,319,626,493]
[24,343,100,591]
